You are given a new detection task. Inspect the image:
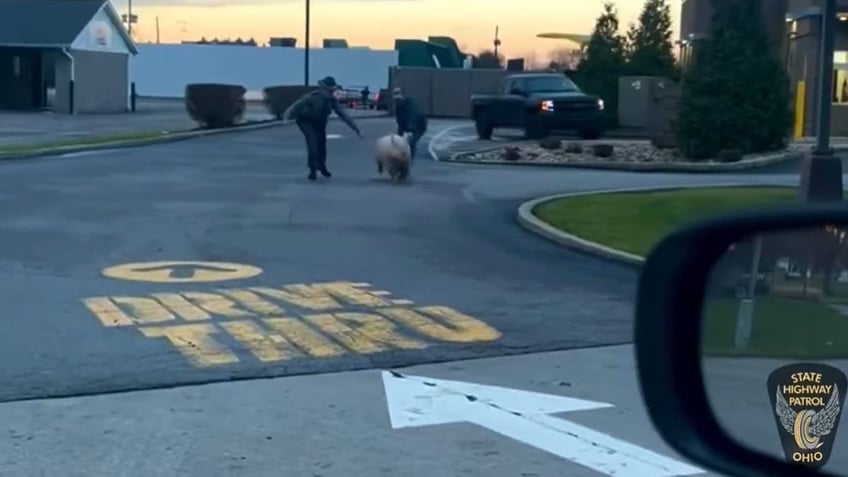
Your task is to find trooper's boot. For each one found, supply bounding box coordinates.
[308,168,317,181]
[319,166,332,178]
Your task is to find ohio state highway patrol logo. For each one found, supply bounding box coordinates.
[768,362,847,469]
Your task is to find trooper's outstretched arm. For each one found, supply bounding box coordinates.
[331,97,363,138]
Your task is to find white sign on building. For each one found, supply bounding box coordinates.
[89,20,112,48]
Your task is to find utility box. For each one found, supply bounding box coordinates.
[618,76,672,129]
[649,81,681,149]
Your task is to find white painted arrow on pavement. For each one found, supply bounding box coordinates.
[381,371,705,477]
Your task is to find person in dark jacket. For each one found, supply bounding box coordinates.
[360,86,370,108]
[392,87,427,159]
[283,76,364,180]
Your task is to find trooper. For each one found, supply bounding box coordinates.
[283,76,364,180]
[392,87,427,159]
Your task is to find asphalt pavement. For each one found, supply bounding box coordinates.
[0,118,824,476]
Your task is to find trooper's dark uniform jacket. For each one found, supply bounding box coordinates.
[284,78,362,179]
[285,88,359,132]
[395,96,427,136]
[395,96,427,158]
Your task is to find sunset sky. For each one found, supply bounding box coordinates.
[111,0,681,61]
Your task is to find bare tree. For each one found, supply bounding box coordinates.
[522,50,541,70]
[548,47,584,70]
[473,50,503,69]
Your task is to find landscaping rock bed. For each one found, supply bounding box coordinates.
[458,139,809,165]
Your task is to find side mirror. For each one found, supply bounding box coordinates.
[636,204,848,477]
[509,88,525,96]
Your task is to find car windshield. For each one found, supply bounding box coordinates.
[524,76,580,93]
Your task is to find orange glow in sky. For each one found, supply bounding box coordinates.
[113,0,681,61]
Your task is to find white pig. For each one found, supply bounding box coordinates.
[374,133,412,183]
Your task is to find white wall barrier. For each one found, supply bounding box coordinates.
[130,44,398,98]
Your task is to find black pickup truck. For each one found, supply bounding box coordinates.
[470,73,605,140]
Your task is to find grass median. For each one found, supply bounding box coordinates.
[0,131,174,155]
[532,185,848,359]
[532,186,797,257]
[703,296,848,359]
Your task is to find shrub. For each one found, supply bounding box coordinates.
[502,146,521,161]
[539,137,562,150]
[565,142,583,153]
[592,144,614,157]
[185,83,247,129]
[717,149,743,163]
[263,85,318,119]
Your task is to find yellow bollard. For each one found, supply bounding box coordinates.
[794,81,806,140]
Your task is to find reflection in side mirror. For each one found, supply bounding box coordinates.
[701,225,848,473]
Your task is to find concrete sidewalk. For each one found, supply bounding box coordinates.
[0,346,712,477]
[0,98,384,146]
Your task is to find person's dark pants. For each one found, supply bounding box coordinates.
[297,119,328,172]
[398,126,426,160]
[408,128,424,159]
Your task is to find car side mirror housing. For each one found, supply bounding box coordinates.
[635,203,848,477]
[509,88,525,96]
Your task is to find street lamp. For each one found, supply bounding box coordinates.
[796,0,844,202]
[304,0,310,86]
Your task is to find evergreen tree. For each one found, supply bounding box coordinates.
[676,0,792,159]
[626,0,677,78]
[575,2,627,125]
[624,22,638,57]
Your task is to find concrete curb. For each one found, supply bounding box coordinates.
[447,145,812,172]
[0,113,391,161]
[516,183,788,268]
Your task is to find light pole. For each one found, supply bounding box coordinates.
[735,236,763,350]
[304,0,310,86]
[798,0,844,202]
[493,26,500,59]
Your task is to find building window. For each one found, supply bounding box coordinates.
[834,51,848,104]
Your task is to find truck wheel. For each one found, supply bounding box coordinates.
[475,120,494,140]
[578,129,602,140]
[524,122,549,140]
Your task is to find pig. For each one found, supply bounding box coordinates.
[374,133,412,183]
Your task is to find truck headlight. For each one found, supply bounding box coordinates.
[597,99,605,110]
[539,100,554,112]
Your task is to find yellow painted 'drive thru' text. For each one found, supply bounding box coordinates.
[81,281,502,367]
